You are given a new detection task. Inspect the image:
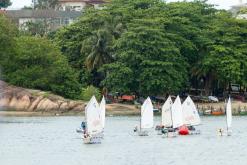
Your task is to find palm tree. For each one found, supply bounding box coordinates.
[81,15,124,70]
[82,29,113,70]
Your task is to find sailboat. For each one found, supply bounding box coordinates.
[99,96,106,137]
[135,97,154,136]
[155,96,173,134]
[226,97,232,136]
[161,96,173,128]
[171,96,183,129]
[83,96,103,144]
[161,95,183,137]
[77,96,106,136]
[181,96,201,135]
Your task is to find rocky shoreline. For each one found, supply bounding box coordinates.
[0,80,84,113]
[0,80,140,116]
[1,80,247,117]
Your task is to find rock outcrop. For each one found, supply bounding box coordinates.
[0,81,84,112]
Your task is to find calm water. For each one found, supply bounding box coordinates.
[0,116,246,165]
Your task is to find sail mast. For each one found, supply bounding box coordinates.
[170,99,173,128]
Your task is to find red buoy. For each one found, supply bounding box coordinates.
[179,125,189,135]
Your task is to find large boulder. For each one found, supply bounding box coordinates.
[0,80,84,112]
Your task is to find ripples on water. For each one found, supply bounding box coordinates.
[0,116,246,165]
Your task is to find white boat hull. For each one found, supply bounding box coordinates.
[227,129,232,136]
[83,134,102,144]
[189,130,201,135]
[161,132,177,138]
[76,128,84,133]
[138,130,149,136]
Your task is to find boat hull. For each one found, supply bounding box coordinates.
[189,130,201,135]
[76,128,84,133]
[211,111,224,116]
[162,132,177,138]
[83,134,102,144]
[138,130,149,136]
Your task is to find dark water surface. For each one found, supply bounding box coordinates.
[0,116,246,165]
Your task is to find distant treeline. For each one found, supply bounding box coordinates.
[1,0,247,99]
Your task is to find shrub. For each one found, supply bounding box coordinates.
[80,85,101,101]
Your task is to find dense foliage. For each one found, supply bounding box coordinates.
[80,85,101,101]
[55,0,247,96]
[34,0,58,9]
[1,0,247,99]
[0,14,80,99]
[0,0,12,8]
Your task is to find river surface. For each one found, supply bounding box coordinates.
[0,116,246,165]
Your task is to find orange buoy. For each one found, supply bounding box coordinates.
[179,125,189,135]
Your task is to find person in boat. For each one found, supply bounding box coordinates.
[168,127,176,132]
[161,127,168,134]
[218,128,223,136]
[188,126,196,131]
[155,124,164,130]
[134,126,138,132]
[81,121,86,132]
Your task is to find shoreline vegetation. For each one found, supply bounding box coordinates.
[1,81,247,117]
[1,101,247,117]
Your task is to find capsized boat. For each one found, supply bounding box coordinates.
[83,96,103,144]
[135,97,153,136]
[181,96,201,135]
[226,97,232,136]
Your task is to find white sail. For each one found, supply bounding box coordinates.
[182,96,201,126]
[226,98,232,129]
[161,96,173,127]
[141,97,153,129]
[171,96,183,128]
[86,96,102,135]
[99,96,106,129]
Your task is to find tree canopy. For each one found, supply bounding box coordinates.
[0,0,12,9]
[34,0,58,9]
[2,0,247,99]
[54,0,247,96]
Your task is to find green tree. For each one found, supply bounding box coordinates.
[54,0,247,96]
[0,14,17,76]
[82,29,113,70]
[21,20,47,36]
[80,85,101,101]
[0,0,12,9]
[34,0,58,9]
[5,36,80,99]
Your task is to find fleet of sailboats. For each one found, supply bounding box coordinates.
[80,95,233,144]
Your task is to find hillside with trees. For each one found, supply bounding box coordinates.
[1,0,247,100]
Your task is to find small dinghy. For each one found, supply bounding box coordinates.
[156,96,173,135]
[76,127,84,133]
[83,96,104,144]
[180,96,201,135]
[218,98,232,137]
[134,97,153,136]
[226,97,232,136]
[162,96,183,138]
